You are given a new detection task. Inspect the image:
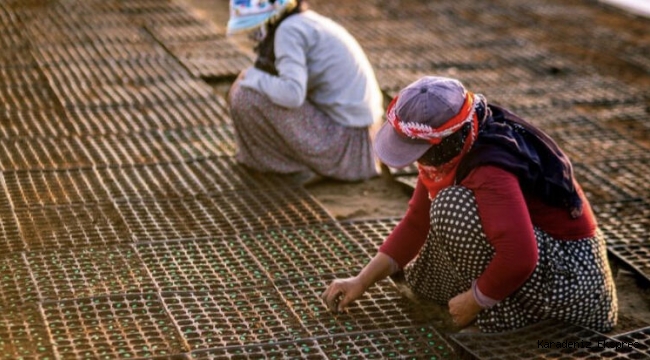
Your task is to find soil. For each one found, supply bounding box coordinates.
[182,0,650,336]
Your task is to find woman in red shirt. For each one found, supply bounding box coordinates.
[321,76,618,332]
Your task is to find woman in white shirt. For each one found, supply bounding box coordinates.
[227,0,383,184]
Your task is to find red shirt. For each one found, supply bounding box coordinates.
[379,165,597,301]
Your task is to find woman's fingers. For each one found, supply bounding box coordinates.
[321,281,344,311]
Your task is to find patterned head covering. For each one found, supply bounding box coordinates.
[227,0,298,34]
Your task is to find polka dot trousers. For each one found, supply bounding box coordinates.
[404,186,618,333]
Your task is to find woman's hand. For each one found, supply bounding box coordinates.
[448,289,483,328]
[321,276,368,312]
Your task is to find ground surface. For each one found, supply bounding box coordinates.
[0,0,648,358]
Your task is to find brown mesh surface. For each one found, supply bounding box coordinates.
[450,320,648,359]
[41,293,188,358]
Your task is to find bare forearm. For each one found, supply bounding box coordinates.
[357,252,395,289]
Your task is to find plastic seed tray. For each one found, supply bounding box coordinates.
[0,45,36,67]
[128,8,204,28]
[450,319,648,359]
[212,187,335,235]
[588,103,650,143]
[53,77,215,109]
[578,158,650,202]
[40,57,192,88]
[166,38,252,59]
[25,246,154,300]
[0,254,39,308]
[147,22,223,43]
[181,53,253,79]
[14,201,132,252]
[41,293,188,358]
[3,168,109,206]
[160,288,306,350]
[367,47,494,70]
[114,195,234,242]
[190,339,324,359]
[135,237,269,292]
[339,218,402,258]
[34,41,171,65]
[26,24,152,46]
[608,244,650,284]
[0,136,95,170]
[117,0,190,16]
[557,122,650,162]
[116,187,333,241]
[573,163,640,204]
[308,1,384,21]
[25,246,156,302]
[592,199,650,248]
[0,206,24,255]
[0,84,60,113]
[615,327,650,356]
[0,124,236,170]
[275,275,446,338]
[0,65,47,88]
[62,96,232,136]
[97,157,286,200]
[0,304,55,359]
[316,326,455,359]
[238,223,369,280]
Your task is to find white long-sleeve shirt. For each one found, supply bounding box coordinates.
[239,10,383,128]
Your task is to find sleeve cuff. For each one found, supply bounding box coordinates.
[472,280,499,309]
[386,254,400,274]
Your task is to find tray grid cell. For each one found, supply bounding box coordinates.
[0,205,24,255]
[0,124,236,170]
[41,57,191,89]
[25,246,155,301]
[339,218,402,257]
[0,106,73,139]
[15,202,131,252]
[614,327,650,356]
[26,24,151,46]
[179,56,255,80]
[239,223,369,280]
[114,196,234,242]
[34,41,171,65]
[147,22,223,43]
[581,158,650,202]
[217,187,335,235]
[0,84,60,113]
[41,293,187,358]
[276,275,447,338]
[450,319,648,359]
[64,96,232,136]
[190,339,324,359]
[161,288,306,350]
[135,237,269,292]
[608,244,650,284]
[0,305,55,359]
[99,157,286,201]
[592,199,650,248]
[4,168,109,206]
[0,254,38,309]
[55,77,214,109]
[317,326,455,359]
[574,163,639,204]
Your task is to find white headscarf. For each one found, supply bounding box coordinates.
[227,0,298,34]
